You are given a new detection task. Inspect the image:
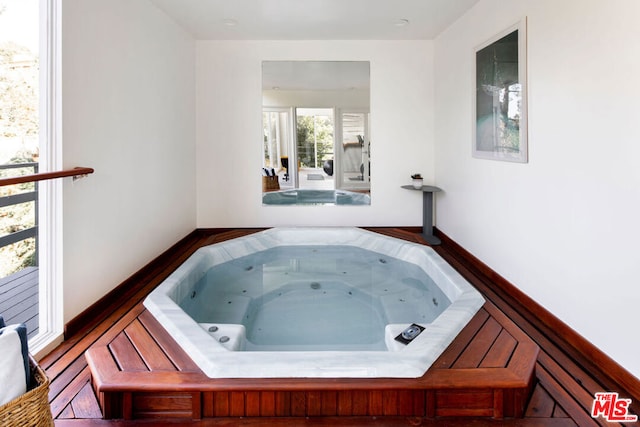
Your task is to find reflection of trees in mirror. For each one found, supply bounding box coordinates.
[296,114,334,169]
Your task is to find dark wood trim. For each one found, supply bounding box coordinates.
[0,166,94,186]
[63,229,266,340]
[55,226,639,422]
[433,227,640,403]
[85,303,538,420]
[46,227,619,424]
[51,417,579,426]
[64,230,201,339]
[192,228,266,237]
[65,225,640,402]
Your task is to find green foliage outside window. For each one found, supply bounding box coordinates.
[296,114,333,168]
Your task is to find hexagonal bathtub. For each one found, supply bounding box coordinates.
[143,228,484,378]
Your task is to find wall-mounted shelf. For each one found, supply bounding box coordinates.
[401,185,442,245]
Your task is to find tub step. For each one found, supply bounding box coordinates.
[85,303,538,420]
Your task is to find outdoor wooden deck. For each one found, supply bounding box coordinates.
[39,228,640,426]
[0,266,39,338]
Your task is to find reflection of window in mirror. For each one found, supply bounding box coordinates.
[261,61,370,206]
[340,111,370,191]
[263,109,291,172]
[296,108,333,190]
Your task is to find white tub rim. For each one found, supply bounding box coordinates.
[143,227,484,378]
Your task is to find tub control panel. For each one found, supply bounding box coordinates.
[394,323,425,345]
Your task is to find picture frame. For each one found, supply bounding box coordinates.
[473,18,527,163]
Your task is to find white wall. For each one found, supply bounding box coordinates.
[435,0,640,378]
[61,0,196,322]
[196,41,433,227]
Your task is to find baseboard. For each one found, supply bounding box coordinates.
[62,225,639,403]
[63,230,202,339]
[433,227,640,402]
[63,228,266,339]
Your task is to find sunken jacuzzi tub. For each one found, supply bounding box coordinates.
[143,227,485,379]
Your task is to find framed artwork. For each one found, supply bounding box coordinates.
[473,18,527,163]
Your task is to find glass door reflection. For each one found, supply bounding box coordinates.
[338,111,370,191]
[296,108,334,190]
[263,108,293,188]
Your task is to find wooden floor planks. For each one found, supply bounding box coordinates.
[40,228,637,425]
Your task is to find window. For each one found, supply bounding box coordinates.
[296,108,334,170]
[0,0,62,357]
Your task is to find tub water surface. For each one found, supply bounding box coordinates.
[262,189,370,205]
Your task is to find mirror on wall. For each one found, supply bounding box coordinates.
[262,61,371,206]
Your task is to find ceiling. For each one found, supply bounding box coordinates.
[149,0,481,40]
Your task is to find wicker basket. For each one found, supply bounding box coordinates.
[262,175,280,192]
[0,357,54,427]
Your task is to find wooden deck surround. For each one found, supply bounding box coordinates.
[41,228,640,426]
[85,303,537,420]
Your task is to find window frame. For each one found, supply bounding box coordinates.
[29,0,63,358]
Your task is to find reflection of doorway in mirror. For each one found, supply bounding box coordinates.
[295,108,334,190]
[263,108,292,188]
[337,111,370,192]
